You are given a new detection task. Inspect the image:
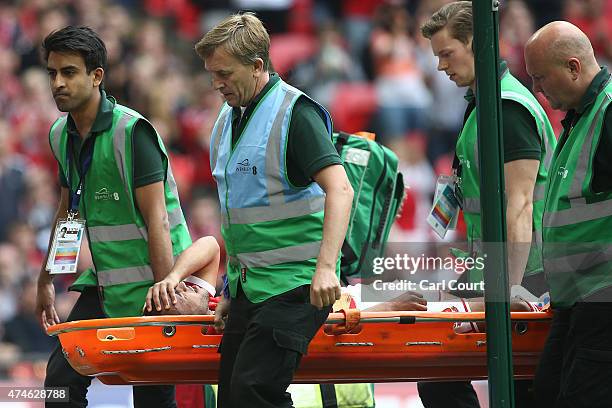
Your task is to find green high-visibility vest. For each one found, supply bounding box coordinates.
[542,77,612,308]
[288,383,375,408]
[455,70,556,285]
[49,101,192,317]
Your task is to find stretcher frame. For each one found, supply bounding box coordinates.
[47,311,551,385]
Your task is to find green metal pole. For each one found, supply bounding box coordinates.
[472,1,515,407]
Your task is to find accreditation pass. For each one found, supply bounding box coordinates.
[46,218,86,274]
[427,183,460,239]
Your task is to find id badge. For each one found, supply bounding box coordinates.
[46,218,86,274]
[427,175,460,239]
[433,175,460,229]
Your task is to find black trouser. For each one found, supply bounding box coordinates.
[45,287,176,408]
[417,381,481,408]
[534,302,612,408]
[417,379,535,408]
[217,284,331,408]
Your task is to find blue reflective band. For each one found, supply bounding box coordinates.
[222,274,230,299]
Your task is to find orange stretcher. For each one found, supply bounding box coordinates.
[47,311,551,385]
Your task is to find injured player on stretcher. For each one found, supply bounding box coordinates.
[144,236,546,334]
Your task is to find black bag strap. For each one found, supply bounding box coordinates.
[340,240,358,267]
[336,131,355,284]
[373,171,405,248]
[334,131,351,155]
[395,172,405,201]
[339,240,358,285]
[319,384,338,408]
[373,183,393,249]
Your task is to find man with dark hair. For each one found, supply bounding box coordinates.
[36,26,192,407]
[195,12,355,408]
[419,2,557,407]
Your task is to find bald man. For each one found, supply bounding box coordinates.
[525,21,612,407]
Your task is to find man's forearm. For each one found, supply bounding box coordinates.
[503,159,539,287]
[135,182,176,282]
[506,200,533,286]
[147,215,174,282]
[171,237,220,285]
[316,183,353,269]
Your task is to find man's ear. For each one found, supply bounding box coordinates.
[253,58,264,77]
[567,58,581,80]
[92,67,104,87]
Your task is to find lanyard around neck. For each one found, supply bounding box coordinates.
[66,134,94,218]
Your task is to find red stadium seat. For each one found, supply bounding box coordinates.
[329,82,378,134]
[269,33,318,76]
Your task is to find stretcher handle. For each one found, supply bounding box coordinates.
[325,310,552,325]
[324,308,362,335]
[47,310,551,336]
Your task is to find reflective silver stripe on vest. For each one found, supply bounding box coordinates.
[228,255,239,267]
[471,238,483,254]
[543,245,612,274]
[567,92,611,203]
[97,265,154,286]
[228,196,325,224]
[112,113,133,188]
[88,208,183,243]
[533,229,542,247]
[540,120,554,171]
[543,198,612,228]
[166,165,182,207]
[463,197,481,213]
[88,224,147,242]
[168,206,184,229]
[221,213,229,229]
[211,107,230,170]
[535,103,554,171]
[237,241,321,268]
[50,117,67,160]
[533,183,546,201]
[544,91,612,227]
[112,113,146,226]
[266,89,299,206]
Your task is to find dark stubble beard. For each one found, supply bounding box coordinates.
[57,94,87,113]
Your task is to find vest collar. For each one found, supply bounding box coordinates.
[561,67,610,131]
[464,60,510,103]
[575,66,610,115]
[66,90,116,138]
[232,73,280,123]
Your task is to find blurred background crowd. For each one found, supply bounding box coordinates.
[0,0,611,384]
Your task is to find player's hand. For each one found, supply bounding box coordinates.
[145,274,181,312]
[391,291,427,311]
[214,296,230,333]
